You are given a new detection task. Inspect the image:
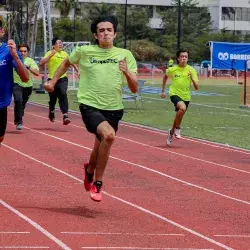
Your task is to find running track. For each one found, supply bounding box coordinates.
[1,102,250,250]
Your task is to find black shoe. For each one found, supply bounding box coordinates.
[49,110,55,122]
[63,114,71,125]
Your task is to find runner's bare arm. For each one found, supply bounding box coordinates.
[161,74,168,98]
[44,58,71,92]
[8,40,29,82]
[119,59,138,93]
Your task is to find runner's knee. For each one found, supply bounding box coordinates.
[102,130,115,145]
[177,103,186,113]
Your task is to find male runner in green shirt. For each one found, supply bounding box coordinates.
[44,16,138,202]
[161,49,199,145]
[13,44,39,130]
[40,38,71,125]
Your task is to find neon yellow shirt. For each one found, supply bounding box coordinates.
[13,57,39,88]
[69,45,137,110]
[166,65,198,101]
[168,59,174,67]
[44,50,68,79]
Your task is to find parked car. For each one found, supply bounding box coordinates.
[154,62,167,72]
[137,63,163,74]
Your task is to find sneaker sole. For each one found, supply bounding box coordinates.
[63,119,71,125]
[90,195,102,202]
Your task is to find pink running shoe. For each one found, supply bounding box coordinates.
[84,163,93,191]
[90,181,102,202]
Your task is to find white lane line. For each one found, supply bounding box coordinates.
[142,96,250,113]
[4,129,250,206]
[0,232,30,234]
[26,102,250,154]
[214,235,250,238]
[0,247,49,249]
[8,113,250,175]
[81,248,214,250]
[116,136,250,174]
[2,144,233,250]
[61,232,184,236]
[119,122,250,155]
[0,200,71,250]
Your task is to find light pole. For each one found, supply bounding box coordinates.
[124,0,127,49]
[177,0,181,50]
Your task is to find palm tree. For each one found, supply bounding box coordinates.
[55,0,77,17]
[84,2,115,19]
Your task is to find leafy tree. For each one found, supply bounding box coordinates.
[130,40,169,61]
[83,2,115,19]
[55,0,78,17]
[158,0,212,60]
[52,17,92,42]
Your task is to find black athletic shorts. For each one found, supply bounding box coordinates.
[170,95,190,112]
[0,107,7,137]
[79,104,124,140]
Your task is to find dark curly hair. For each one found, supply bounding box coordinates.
[90,15,118,34]
[18,44,30,52]
[176,49,189,58]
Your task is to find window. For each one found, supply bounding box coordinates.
[221,7,235,21]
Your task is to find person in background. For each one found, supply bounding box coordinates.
[39,38,72,125]
[13,44,39,130]
[161,49,199,145]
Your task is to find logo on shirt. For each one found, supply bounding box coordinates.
[89,57,118,64]
[0,59,7,66]
[173,74,181,78]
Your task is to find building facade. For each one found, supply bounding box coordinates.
[25,0,250,33]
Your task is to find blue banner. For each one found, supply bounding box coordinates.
[209,41,250,70]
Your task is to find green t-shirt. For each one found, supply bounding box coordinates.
[168,59,174,67]
[13,57,39,88]
[69,45,137,110]
[44,50,68,79]
[166,65,198,101]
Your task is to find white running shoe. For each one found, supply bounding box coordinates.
[174,128,181,139]
[166,129,173,145]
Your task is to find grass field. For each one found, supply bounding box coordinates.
[30,77,250,150]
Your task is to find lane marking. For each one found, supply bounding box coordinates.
[214,235,250,238]
[26,102,250,154]
[0,247,49,249]
[0,200,71,250]
[61,232,185,236]
[0,232,30,234]
[119,122,250,154]
[142,96,250,113]
[4,130,250,206]
[2,144,235,250]
[81,248,214,250]
[8,112,250,175]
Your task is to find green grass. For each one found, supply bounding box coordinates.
[30,78,250,150]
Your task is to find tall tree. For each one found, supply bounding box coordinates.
[55,0,78,17]
[158,0,212,57]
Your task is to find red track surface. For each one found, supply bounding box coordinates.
[1,102,250,250]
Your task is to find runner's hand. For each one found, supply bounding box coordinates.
[44,80,54,93]
[119,58,128,73]
[7,40,18,58]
